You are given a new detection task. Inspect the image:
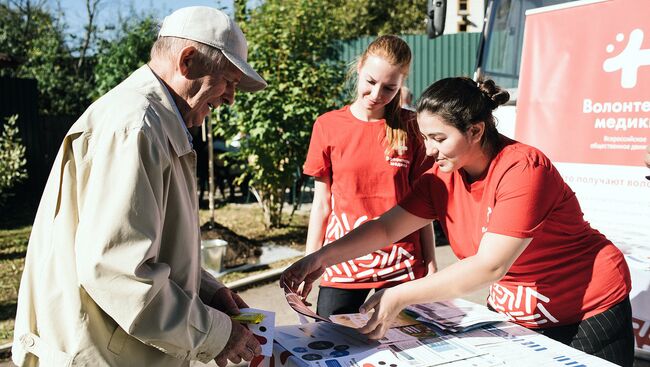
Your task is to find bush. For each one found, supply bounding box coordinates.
[0,115,27,207]
[220,0,346,228]
[92,16,158,99]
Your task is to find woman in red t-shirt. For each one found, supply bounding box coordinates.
[284,77,634,366]
[301,35,436,318]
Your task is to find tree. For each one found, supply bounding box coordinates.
[0,1,93,116]
[0,115,27,207]
[219,0,346,228]
[332,0,427,40]
[92,15,158,98]
[73,0,103,74]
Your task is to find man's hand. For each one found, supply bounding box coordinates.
[214,321,261,367]
[208,287,248,315]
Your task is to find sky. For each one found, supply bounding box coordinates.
[54,0,235,36]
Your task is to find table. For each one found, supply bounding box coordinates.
[628,254,650,358]
[260,301,620,367]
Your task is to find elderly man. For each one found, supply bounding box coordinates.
[12,7,266,367]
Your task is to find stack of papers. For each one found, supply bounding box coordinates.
[278,286,502,365]
[273,322,490,367]
[329,312,430,344]
[405,298,509,333]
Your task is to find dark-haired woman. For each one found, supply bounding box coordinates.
[284,77,633,366]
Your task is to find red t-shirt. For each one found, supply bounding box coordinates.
[400,137,631,327]
[303,106,434,289]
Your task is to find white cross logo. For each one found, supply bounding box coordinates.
[603,29,650,89]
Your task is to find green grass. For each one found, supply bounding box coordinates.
[0,226,30,345]
[0,204,308,346]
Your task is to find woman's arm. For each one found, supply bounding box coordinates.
[305,176,332,254]
[391,232,530,304]
[358,232,532,339]
[282,206,432,298]
[320,206,432,267]
[419,222,437,275]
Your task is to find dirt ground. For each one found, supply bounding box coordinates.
[201,221,263,269]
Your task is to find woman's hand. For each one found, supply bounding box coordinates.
[357,287,406,340]
[280,252,326,300]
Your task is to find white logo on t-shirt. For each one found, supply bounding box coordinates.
[323,202,416,283]
[488,284,559,326]
[481,206,492,233]
[386,156,410,168]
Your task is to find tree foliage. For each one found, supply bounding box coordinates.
[332,0,427,39]
[219,0,347,228]
[0,115,27,207]
[0,0,429,227]
[92,16,158,98]
[0,2,92,116]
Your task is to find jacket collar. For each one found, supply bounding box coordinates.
[124,65,194,157]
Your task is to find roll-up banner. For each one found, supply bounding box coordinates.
[515,0,650,355]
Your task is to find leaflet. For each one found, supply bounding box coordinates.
[406,298,509,333]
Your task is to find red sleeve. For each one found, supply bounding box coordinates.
[303,118,331,178]
[398,172,438,220]
[487,162,564,238]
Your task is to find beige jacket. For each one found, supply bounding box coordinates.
[12,66,232,366]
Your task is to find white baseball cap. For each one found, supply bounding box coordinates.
[158,6,267,92]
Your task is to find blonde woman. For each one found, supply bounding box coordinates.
[302,35,435,317]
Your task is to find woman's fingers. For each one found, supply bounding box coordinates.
[280,269,302,292]
[366,323,389,340]
[357,289,397,339]
[358,306,390,340]
[357,317,379,335]
[282,258,311,290]
[300,282,313,300]
[358,311,389,339]
[282,255,325,299]
[357,305,380,335]
[359,290,382,314]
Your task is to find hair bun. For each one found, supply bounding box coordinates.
[478,79,510,109]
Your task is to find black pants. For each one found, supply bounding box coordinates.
[535,297,634,366]
[316,286,371,318]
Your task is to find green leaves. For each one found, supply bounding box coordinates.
[0,3,159,117]
[0,3,89,116]
[331,0,427,39]
[219,0,347,228]
[0,115,27,207]
[92,16,158,99]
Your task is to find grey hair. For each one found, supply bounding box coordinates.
[150,36,229,74]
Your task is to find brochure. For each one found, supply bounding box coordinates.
[405,298,509,333]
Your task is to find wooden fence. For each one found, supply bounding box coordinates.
[0,77,75,195]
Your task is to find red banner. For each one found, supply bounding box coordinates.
[516,0,650,166]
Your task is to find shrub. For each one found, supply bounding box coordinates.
[0,115,28,206]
